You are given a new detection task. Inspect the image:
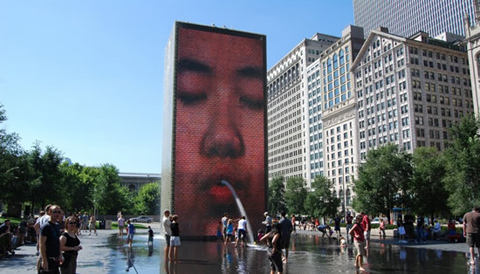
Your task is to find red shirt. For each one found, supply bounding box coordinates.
[361,215,371,231]
[351,224,365,242]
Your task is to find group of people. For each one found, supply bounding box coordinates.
[258,211,294,274]
[162,209,180,263]
[221,213,249,247]
[75,212,96,236]
[34,204,83,274]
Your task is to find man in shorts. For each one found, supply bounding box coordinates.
[162,210,172,261]
[463,206,480,265]
[279,211,293,262]
[118,215,125,237]
[349,215,365,271]
[360,212,371,249]
[221,213,228,241]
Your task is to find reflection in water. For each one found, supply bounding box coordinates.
[125,247,137,273]
[104,233,472,273]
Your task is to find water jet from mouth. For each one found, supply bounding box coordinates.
[221,180,254,244]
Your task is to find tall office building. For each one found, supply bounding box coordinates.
[267,33,339,186]
[305,25,365,214]
[354,0,476,38]
[465,3,480,116]
[352,29,474,164]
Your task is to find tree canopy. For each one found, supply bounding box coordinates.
[353,143,412,223]
[304,175,340,221]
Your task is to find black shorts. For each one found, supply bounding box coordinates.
[268,250,283,272]
[165,234,171,246]
[281,236,291,249]
[467,233,480,247]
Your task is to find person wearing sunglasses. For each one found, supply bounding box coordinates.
[39,205,63,274]
[59,216,82,274]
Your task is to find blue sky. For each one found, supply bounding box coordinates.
[0,1,354,173]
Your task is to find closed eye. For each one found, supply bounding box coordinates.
[240,96,264,110]
[178,92,207,106]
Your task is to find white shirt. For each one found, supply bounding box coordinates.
[238,219,247,230]
[163,216,172,235]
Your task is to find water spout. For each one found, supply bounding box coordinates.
[221,180,255,244]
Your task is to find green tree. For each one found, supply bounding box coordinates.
[93,164,133,215]
[353,143,413,223]
[284,177,307,215]
[304,175,340,222]
[443,115,480,216]
[133,182,161,215]
[58,162,95,213]
[0,104,29,207]
[28,143,64,210]
[268,176,286,215]
[411,147,450,222]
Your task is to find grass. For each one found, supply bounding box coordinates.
[111,222,148,230]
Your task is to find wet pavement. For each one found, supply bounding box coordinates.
[1,226,479,273]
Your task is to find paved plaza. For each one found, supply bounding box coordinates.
[0,224,475,273]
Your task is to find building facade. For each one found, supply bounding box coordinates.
[119,172,161,192]
[305,25,365,214]
[465,1,480,116]
[352,29,474,163]
[267,33,339,186]
[354,0,476,38]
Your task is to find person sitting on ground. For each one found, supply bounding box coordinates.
[0,219,15,256]
[444,219,457,237]
[317,224,333,238]
[432,219,442,240]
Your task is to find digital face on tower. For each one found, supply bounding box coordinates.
[174,25,266,236]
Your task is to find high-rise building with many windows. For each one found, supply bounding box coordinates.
[465,3,480,116]
[305,25,365,214]
[267,33,338,185]
[354,0,476,38]
[352,29,474,163]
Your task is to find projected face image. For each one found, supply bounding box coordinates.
[174,27,265,236]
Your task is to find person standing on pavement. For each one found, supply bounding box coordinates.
[349,215,366,272]
[279,211,293,263]
[162,210,172,261]
[126,220,135,248]
[333,215,342,238]
[221,213,228,241]
[235,216,248,247]
[360,212,371,249]
[404,211,415,242]
[379,217,386,240]
[88,215,97,236]
[263,212,272,234]
[416,215,426,244]
[60,216,82,274]
[118,215,125,237]
[463,206,480,265]
[170,215,180,263]
[291,214,296,235]
[345,212,354,244]
[39,205,63,274]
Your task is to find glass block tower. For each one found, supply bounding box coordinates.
[354,0,476,38]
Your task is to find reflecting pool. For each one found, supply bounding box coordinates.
[104,233,477,273]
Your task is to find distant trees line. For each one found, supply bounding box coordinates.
[268,114,480,224]
[0,103,160,217]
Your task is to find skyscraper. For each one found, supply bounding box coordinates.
[267,33,338,185]
[354,0,476,38]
